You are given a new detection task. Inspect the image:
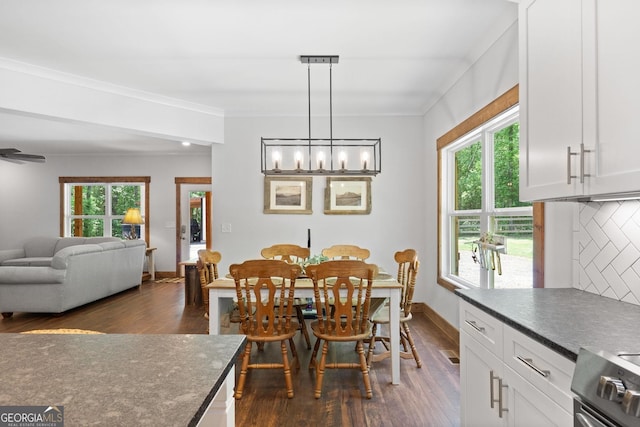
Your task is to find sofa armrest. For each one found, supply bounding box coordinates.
[0,249,26,265]
[0,266,65,284]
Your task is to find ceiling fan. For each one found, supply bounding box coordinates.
[0,148,46,164]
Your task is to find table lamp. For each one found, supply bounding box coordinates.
[122,208,144,239]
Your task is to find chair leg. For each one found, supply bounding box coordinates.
[280,340,295,398]
[366,323,378,367]
[234,341,253,399]
[402,323,422,368]
[315,340,329,398]
[288,337,300,370]
[308,337,322,369]
[357,340,373,399]
[295,305,311,349]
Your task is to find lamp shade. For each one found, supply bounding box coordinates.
[122,208,144,225]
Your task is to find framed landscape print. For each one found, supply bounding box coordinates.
[324,177,372,215]
[264,176,312,214]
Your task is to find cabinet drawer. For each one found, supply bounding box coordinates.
[503,324,575,413]
[459,300,503,358]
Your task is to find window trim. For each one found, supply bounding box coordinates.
[436,85,545,292]
[59,176,151,244]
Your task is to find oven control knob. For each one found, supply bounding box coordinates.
[597,376,626,402]
[622,390,640,417]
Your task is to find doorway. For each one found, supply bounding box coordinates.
[175,177,212,276]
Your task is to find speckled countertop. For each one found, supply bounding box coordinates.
[0,333,245,426]
[456,288,640,362]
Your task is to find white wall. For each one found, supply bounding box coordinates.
[211,115,427,296]
[0,152,211,271]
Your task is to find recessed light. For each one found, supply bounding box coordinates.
[181,141,191,147]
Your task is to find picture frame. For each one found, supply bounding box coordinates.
[264,176,312,214]
[324,177,372,215]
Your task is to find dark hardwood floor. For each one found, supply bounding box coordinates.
[0,280,461,427]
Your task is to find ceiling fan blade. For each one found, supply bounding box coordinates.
[0,149,46,163]
[0,148,21,155]
[9,153,46,162]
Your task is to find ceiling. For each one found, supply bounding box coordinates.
[0,0,517,156]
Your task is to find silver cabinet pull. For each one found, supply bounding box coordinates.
[490,370,498,408]
[580,143,592,183]
[465,320,485,333]
[497,377,508,418]
[517,355,550,378]
[567,146,578,184]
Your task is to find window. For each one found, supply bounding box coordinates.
[437,86,543,290]
[59,177,150,242]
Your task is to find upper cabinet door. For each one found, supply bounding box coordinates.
[584,0,640,196]
[519,0,584,202]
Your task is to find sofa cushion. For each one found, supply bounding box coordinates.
[54,237,91,254]
[23,237,60,258]
[2,257,53,267]
[0,266,65,284]
[98,241,125,251]
[51,244,104,270]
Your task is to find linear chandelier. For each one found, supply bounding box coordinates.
[261,55,381,176]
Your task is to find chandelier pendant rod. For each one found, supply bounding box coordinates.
[307,63,312,171]
[330,62,334,171]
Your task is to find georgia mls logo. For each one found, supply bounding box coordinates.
[0,405,64,427]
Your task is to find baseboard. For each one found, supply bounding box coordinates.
[414,302,459,349]
[154,271,179,279]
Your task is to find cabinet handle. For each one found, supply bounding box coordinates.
[567,146,578,184]
[580,143,592,184]
[517,355,550,378]
[497,377,508,418]
[490,370,498,408]
[490,371,508,417]
[465,320,485,333]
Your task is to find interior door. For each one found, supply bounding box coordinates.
[175,177,212,275]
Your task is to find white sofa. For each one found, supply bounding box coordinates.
[0,236,146,318]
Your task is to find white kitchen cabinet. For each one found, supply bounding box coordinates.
[459,301,574,427]
[461,330,508,426]
[519,0,640,201]
[519,0,583,201]
[583,0,640,196]
[503,365,572,427]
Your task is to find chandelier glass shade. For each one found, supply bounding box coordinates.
[260,55,381,176]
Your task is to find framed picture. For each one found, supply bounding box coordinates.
[324,177,372,215]
[264,176,312,214]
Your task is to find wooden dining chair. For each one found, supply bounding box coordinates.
[197,249,222,318]
[261,243,312,349]
[366,249,422,368]
[230,259,303,399]
[306,260,378,399]
[321,244,370,261]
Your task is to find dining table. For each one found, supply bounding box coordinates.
[206,270,404,385]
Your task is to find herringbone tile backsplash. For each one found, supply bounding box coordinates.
[573,201,640,305]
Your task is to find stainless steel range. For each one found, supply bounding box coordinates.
[571,347,640,427]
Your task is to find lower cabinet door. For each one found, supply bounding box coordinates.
[460,330,507,427]
[503,365,572,427]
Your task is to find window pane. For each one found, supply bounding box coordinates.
[455,141,482,210]
[494,123,530,208]
[452,215,481,286]
[70,185,106,215]
[71,219,104,237]
[492,215,533,289]
[111,185,142,215]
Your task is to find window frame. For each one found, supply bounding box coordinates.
[59,176,151,243]
[436,85,544,291]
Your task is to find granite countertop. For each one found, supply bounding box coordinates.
[456,288,640,362]
[0,333,245,426]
